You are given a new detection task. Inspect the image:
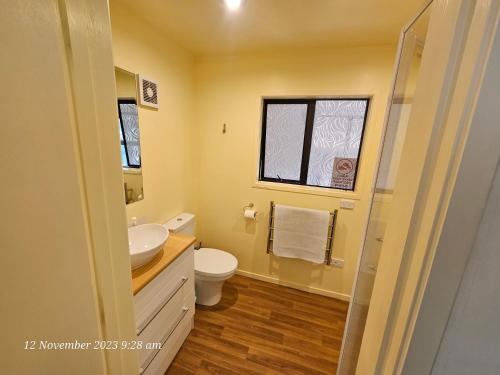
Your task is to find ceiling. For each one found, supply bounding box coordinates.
[114,0,426,56]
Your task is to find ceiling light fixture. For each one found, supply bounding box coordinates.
[225,0,242,11]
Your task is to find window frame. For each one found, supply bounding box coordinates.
[259,97,370,191]
[117,98,141,169]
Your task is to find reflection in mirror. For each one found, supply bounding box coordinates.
[115,67,144,204]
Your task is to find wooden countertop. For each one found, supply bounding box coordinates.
[131,233,196,295]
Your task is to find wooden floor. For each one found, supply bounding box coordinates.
[166,275,349,375]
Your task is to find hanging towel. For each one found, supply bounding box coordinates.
[273,204,330,264]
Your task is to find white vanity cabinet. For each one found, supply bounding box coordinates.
[133,245,195,374]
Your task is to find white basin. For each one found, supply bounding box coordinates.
[128,224,169,270]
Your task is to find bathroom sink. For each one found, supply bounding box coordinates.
[128,224,169,269]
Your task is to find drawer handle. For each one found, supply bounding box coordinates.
[141,306,190,373]
[137,276,188,335]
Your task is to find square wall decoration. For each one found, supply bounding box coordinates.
[138,75,159,109]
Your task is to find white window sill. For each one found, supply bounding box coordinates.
[123,167,142,175]
[252,181,361,200]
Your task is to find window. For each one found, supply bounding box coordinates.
[259,98,369,191]
[117,99,141,168]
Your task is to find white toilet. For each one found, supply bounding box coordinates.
[194,248,238,306]
[165,213,238,306]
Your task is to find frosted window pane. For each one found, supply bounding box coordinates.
[119,103,141,167]
[120,146,128,167]
[117,118,128,167]
[307,100,367,187]
[264,104,307,180]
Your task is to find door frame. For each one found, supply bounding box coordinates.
[58,0,139,373]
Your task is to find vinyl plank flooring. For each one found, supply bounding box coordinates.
[246,348,330,375]
[166,275,349,375]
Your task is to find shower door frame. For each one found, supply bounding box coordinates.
[336,0,489,373]
[336,1,434,372]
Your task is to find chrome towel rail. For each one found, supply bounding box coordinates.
[267,201,337,265]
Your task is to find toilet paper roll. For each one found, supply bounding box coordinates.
[244,209,257,220]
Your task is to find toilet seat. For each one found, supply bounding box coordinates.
[194,248,237,278]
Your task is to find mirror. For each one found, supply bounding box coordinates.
[115,67,144,204]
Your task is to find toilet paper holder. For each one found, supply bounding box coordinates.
[242,202,254,212]
[243,203,257,220]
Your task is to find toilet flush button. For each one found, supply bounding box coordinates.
[340,199,355,210]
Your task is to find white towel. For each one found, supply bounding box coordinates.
[272,204,330,264]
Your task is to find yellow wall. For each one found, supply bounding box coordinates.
[110,2,397,298]
[194,47,396,297]
[115,68,136,99]
[110,3,198,225]
[3,5,105,371]
[3,0,138,373]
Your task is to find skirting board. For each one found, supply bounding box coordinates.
[235,269,351,302]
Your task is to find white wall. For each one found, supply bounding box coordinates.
[432,163,500,374]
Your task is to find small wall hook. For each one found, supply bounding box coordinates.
[222,123,227,134]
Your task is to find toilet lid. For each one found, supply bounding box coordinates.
[194,248,238,277]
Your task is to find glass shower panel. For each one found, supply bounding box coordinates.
[337,4,432,374]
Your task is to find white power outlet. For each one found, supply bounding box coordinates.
[330,258,344,268]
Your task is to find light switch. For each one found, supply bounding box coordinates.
[340,199,355,210]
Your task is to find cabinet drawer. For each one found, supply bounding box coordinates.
[137,285,195,368]
[137,289,185,368]
[134,247,194,333]
[140,306,192,375]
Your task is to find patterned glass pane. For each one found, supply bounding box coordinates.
[119,103,141,167]
[264,104,307,180]
[120,146,128,167]
[307,100,367,188]
[117,118,128,167]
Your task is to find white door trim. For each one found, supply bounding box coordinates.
[58,1,138,373]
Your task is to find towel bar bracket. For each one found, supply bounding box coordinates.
[267,201,338,265]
